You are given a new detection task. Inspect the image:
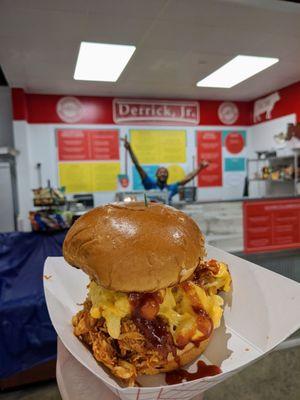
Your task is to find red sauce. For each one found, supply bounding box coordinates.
[129,292,177,359]
[180,282,213,347]
[133,315,176,358]
[165,360,222,385]
[129,292,163,320]
[194,310,213,347]
[192,259,220,287]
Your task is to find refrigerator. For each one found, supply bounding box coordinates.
[0,159,16,232]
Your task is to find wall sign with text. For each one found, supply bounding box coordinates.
[57,129,119,161]
[222,130,246,173]
[197,131,223,187]
[113,99,199,125]
[244,199,300,252]
[130,129,186,164]
[58,162,120,193]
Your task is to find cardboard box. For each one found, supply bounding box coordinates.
[44,245,300,400]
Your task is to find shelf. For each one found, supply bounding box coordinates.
[248,156,295,162]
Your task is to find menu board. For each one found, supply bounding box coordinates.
[132,165,158,191]
[197,131,222,187]
[58,163,92,193]
[168,164,185,184]
[244,199,300,252]
[130,129,186,163]
[57,129,119,161]
[58,162,120,193]
[92,162,121,191]
[223,131,245,154]
[222,130,246,173]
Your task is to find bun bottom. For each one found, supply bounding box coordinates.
[141,339,210,375]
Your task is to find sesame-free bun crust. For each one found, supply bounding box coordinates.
[63,202,205,292]
[143,340,209,375]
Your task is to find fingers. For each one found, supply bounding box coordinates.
[121,137,130,148]
[199,159,209,167]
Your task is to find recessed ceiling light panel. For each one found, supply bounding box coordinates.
[74,42,136,82]
[196,55,279,88]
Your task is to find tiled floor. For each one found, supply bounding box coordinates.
[1,345,300,400]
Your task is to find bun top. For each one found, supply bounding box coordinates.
[63,202,205,292]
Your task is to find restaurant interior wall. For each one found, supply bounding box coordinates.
[12,81,300,232]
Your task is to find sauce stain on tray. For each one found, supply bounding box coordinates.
[165,360,222,385]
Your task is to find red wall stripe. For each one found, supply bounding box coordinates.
[252,81,300,124]
[11,88,28,120]
[11,88,252,126]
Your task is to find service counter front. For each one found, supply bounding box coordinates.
[174,195,300,255]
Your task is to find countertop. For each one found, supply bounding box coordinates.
[173,194,300,207]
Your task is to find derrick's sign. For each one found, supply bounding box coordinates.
[113,99,199,125]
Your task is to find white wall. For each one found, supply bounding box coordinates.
[248,114,296,157]
[14,121,250,230]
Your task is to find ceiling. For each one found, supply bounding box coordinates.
[1,0,300,100]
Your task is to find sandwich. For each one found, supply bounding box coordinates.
[63,202,231,386]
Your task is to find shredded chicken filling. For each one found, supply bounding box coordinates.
[72,259,231,386]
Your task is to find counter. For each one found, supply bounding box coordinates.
[244,197,300,253]
[173,194,300,207]
[174,195,300,254]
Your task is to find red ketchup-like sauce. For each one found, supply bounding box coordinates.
[192,259,220,287]
[165,360,222,385]
[129,292,177,359]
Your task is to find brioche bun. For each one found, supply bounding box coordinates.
[63,202,205,292]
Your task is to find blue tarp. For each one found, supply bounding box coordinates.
[0,231,66,378]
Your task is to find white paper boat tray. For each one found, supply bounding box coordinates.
[44,245,300,400]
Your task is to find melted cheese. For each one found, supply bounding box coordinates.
[88,261,231,342]
[89,281,130,338]
[204,262,232,295]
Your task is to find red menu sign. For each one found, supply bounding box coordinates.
[57,129,119,161]
[225,132,245,154]
[197,131,222,187]
[113,99,199,125]
[244,199,300,253]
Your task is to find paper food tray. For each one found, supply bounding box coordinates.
[44,245,300,400]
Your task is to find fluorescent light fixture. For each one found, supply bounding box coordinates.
[196,55,279,88]
[74,42,136,82]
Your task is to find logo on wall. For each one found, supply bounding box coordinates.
[218,102,239,125]
[253,91,280,123]
[113,98,199,125]
[56,96,83,123]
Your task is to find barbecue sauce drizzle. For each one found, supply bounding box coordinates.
[128,288,213,367]
[165,360,222,385]
[129,292,178,360]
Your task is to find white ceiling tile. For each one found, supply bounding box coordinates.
[0,8,88,41]
[1,0,300,100]
[86,0,167,18]
[83,15,154,45]
[0,0,89,14]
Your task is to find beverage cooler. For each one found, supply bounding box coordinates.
[0,148,17,232]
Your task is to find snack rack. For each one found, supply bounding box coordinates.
[30,179,70,232]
